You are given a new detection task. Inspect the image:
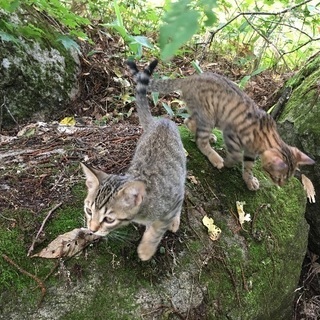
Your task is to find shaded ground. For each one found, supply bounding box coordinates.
[0,31,319,319]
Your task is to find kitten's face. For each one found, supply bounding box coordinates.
[81,163,145,237]
[261,147,314,186]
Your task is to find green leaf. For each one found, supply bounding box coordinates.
[151,92,159,105]
[159,0,199,60]
[191,60,203,74]
[132,36,154,49]
[19,24,44,39]
[238,75,251,89]
[0,31,19,43]
[113,0,124,28]
[107,23,130,40]
[198,0,218,26]
[162,102,175,118]
[0,0,20,12]
[57,35,81,53]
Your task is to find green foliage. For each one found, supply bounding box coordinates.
[101,0,154,58]
[0,0,89,48]
[159,0,199,61]
[159,0,217,60]
[0,0,319,71]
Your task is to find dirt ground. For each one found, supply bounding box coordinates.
[0,31,319,319]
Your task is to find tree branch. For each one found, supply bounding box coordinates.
[203,0,313,48]
[281,37,320,57]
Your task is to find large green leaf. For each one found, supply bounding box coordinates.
[159,0,199,60]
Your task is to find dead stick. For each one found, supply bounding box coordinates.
[2,254,46,307]
[27,202,62,256]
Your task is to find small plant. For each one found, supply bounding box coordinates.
[101,0,154,58]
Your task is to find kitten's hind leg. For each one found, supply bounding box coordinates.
[223,130,243,168]
[184,117,217,144]
[243,153,260,191]
[194,124,224,169]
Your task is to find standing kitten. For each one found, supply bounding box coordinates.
[81,60,186,261]
[145,62,314,190]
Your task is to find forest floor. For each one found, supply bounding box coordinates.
[1,30,319,319]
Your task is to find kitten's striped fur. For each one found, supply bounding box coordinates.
[81,60,186,261]
[147,62,314,190]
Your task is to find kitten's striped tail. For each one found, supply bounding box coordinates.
[126,60,158,129]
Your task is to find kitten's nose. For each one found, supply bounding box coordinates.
[89,221,100,232]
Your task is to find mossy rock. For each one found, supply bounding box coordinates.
[0,127,308,319]
[276,54,320,255]
[0,6,79,127]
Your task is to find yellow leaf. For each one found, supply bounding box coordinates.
[60,116,76,126]
[202,215,221,241]
[236,201,251,226]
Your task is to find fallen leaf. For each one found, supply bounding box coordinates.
[236,201,251,226]
[59,116,76,126]
[301,174,316,203]
[187,175,198,185]
[202,215,221,241]
[32,228,101,259]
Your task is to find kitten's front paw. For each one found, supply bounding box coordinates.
[245,177,260,191]
[208,153,224,169]
[137,242,156,261]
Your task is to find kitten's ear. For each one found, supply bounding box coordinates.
[292,147,315,166]
[118,181,146,207]
[80,163,108,190]
[261,150,288,172]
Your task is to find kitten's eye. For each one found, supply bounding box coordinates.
[103,216,115,224]
[85,208,92,216]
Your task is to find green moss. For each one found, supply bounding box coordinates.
[0,126,308,319]
[278,55,320,143]
[0,210,57,310]
[179,125,308,319]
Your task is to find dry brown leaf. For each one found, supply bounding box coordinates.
[32,228,101,259]
[301,174,316,203]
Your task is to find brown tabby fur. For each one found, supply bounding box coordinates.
[81,61,186,261]
[147,69,314,190]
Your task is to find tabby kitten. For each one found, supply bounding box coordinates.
[81,60,186,261]
[146,61,314,190]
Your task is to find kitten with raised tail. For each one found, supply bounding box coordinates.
[81,60,186,261]
[145,61,314,190]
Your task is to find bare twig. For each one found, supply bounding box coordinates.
[0,213,17,222]
[235,4,289,70]
[200,0,314,62]
[2,254,46,307]
[275,22,314,40]
[27,202,63,257]
[1,96,19,128]
[280,38,320,57]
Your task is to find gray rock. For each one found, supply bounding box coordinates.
[0,8,79,128]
